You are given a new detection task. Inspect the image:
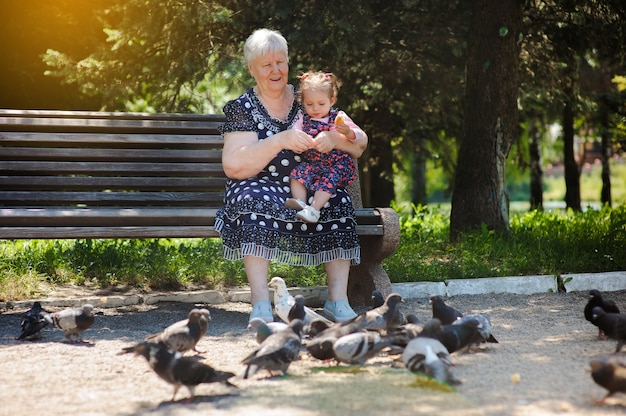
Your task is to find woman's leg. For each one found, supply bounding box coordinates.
[244,255,271,305]
[244,255,274,322]
[324,259,350,301]
[323,259,357,322]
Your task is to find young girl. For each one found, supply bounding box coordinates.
[285,71,365,223]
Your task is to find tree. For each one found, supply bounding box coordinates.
[450,0,523,239]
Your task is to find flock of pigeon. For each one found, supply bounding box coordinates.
[13,279,626,405]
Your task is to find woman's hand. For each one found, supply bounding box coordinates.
[281,128,314,154]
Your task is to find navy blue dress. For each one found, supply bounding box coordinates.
[215,87,361,266]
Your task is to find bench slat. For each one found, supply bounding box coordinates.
[0,207,383,231]
[0,147,223,163]
[0,161,224,176]
[0,115,224,134]
[0,225,383,240]
[0,191,224,206]
[0,132,223,149]
[0,176,228,191]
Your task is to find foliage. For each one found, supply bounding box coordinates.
[383,204,626,283]
[1,206,624,301]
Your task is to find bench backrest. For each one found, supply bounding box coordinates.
[0,109,375,239]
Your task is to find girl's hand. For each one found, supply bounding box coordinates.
[312,131,336,153]
[335,123,356,140]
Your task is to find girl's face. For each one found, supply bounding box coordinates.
[249,51,289,94]
[302,89,336,119]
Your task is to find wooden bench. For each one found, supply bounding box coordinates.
[0,109,400,305]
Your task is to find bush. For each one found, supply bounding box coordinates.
[1,205,624,301]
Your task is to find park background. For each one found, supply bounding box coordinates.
[0,0,624,300]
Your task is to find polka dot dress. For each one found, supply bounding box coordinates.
[215,87,361,266]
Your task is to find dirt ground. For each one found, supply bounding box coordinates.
[2,288,626,416]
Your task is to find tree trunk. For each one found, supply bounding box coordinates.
[411,137,428,206]
[599,100,612,206]
[450,0,523,240]
[529,119,543,210]
[562,88,581,211]
[362,139,395,207]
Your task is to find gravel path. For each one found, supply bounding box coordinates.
[2,289,626,415]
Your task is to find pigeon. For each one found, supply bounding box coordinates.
[386,315,424,350]
[589,354,626,404]
[453,313,498,350]
[430,295,463,324]
[585,289,620,340]
[44,303,95,343]
[402,336,460,385]
[288,294,307,322]
[591,306,626,353]
[419,317,480,354]
[306,319,366,361]
[268,276,332,324]
[144,308,210,354]
[332,331,400,365]
[119,341,235,402]
[306,319,332,338]
[247,317,288,344]
[371,290,385,308]
[16,301,49,340]
[242,319,304,379]
[352,293,405,331]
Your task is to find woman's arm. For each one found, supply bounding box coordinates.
[222,129,314,179]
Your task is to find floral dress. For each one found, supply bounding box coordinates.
[291,108,356,194]
[215,87,361,266]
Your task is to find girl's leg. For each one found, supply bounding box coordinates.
[310,190,332,212]
[289,178,308,203]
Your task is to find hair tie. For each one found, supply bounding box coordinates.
[324,73,331,78]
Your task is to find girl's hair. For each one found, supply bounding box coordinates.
[298,71,342,101]
[244,29,289,65]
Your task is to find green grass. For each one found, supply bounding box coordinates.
[1,205,625,301]
[383,204,626,283]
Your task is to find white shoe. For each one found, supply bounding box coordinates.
[296,206,320,223]
[285,198,307,210]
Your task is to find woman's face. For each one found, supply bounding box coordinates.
[249,51,289,94]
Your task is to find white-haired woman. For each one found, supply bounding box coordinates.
[215,28,368,323]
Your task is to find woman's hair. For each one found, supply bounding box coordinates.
[244,29,289,65]
[298,71,343,101]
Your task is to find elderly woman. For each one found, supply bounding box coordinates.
[215,28,368,323]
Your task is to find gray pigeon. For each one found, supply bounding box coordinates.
[419,318,480,354]
[145,308,210,354]
[591,306,626,353]
[242,319,304,379]
[306,319,365,361]
[16,301,49,341]
[453,313,498,350]
[589,354,626,404]
[371,290,385,308]
[585,289,620,340]
[247,317,288,344]
[44,303,95,343]
[430,295,463,324]
[119,341,235,402]
[353,293,405,330]
[332,331,401,365]
[288,295,307,322]
[402,336,460,385]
